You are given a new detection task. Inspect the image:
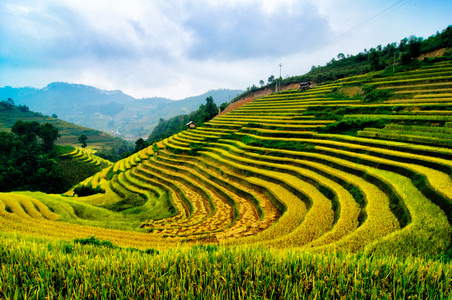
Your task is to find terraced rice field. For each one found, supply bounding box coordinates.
[62,147,113,169]
[1,60,452,259]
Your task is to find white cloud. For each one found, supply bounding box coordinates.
[1,0,451,99]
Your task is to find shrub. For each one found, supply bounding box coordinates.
[362,85,392,103]
[318,118,389,136]
[74,236,114,248]
[73,185,105,197]
[145,248,160,255]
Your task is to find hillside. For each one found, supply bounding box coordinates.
[1,58,450,252]
[1,30,452,297]
[1,56,452,298]
[0,83,243,140]
[233,25,452,103]
[0,104,132,160]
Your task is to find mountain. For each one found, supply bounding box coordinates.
[0,83,243,141]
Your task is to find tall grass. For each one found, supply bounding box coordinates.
[0,233,450,299]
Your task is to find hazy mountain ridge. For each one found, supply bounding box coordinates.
[0,83,243,140]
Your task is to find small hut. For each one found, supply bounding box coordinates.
[186,121,196,129]
[299,81,312,90]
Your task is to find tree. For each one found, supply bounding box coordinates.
[259,80,265,87]
[6,98,14,107]
[337,53,345,60]
[268,75,275,84]
[408,36,423,59]
[205,96,218,119]
[18,105,29,112]
[368,48,383,71]
[78,134,88,148]
[134,138,147,152]
[51,114,58,119]
[401,36,423,65]
[219,102,229,112]
[38,123,60,151]
[1,121,65,193]
[0,98,14,109]
[11,120,40,143]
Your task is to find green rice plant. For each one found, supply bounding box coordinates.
[358,130,452,148]
[345,114,452,122]
[362,127,452,140]
[371,75,452,88]
[1,233,450,299]
[384,124,452,134]
[361,169,452,257]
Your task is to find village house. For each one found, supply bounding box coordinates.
[186,121,196,129]
[299,81,312,90]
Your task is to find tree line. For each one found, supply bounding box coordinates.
[0,120,64,193]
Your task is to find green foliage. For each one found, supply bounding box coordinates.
[71,236,160,255]
[144,248,160,255]
[74,236,114,248]
[134,138,148,153]
[54,145,76,155]
[304,105,405,119]
[0,103,133,162]
[231,25,452,103]
[0,98,14,109]
[73,184,105,197]
[188,142,208,156]
[58,158,101,190]
[239,135,315,152]
[17,104,29,112]
[318,118,389,136]
[191,244,219,253]
[1,235,451,299]
[38,122,60,151]
[0,121,66,193]
[78,134,87,148]
[147,96,220,144]
[362,85,392,103]
[62,244,73,254]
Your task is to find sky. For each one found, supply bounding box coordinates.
[0,0,451,100]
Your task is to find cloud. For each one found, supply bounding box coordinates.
[182,1,333,60]
[0,0,190,65]
[1,0,451,100]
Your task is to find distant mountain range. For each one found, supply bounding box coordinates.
[0,82,243,140]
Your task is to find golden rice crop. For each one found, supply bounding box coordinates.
[1,234,450,299]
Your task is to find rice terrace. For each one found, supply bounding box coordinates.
[1,25,452,299]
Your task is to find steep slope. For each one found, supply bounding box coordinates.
[1,60,451,258]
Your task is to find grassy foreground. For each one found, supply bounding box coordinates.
[0,233,450,299]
